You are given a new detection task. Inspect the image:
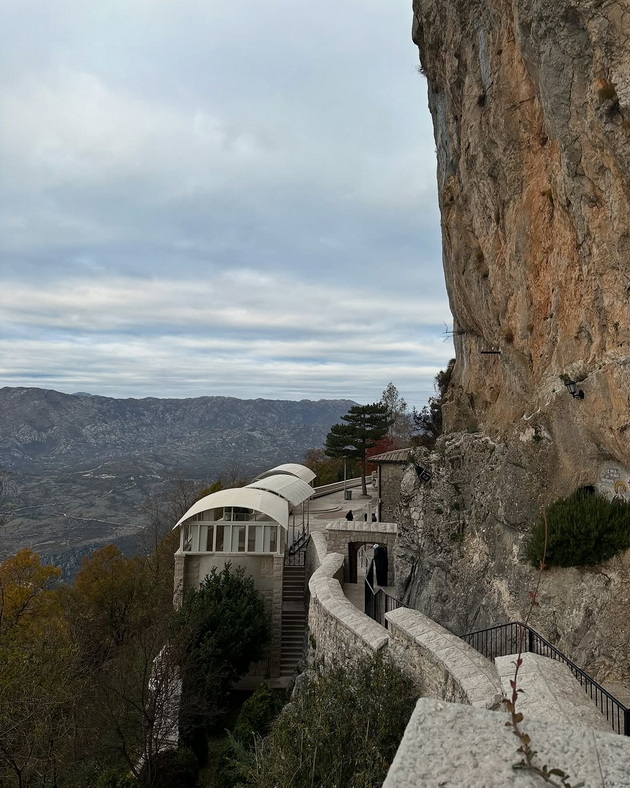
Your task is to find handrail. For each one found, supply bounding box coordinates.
[463,621,630,736]
[311,478,364,499]
[364,560,405,629]
[284,532,310,566]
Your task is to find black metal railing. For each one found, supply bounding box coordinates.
[364,560,405,628]
[285,531,310,566]
[463,622,630,736]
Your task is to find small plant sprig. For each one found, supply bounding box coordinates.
[503,514,584,787]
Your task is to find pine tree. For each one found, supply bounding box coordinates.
[325,403,392,496]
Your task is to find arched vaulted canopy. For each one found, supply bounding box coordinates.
[174,487,289,530]
[254,463,316,484]
[247,474,314,508]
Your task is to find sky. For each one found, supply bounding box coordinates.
[0,0,454,410]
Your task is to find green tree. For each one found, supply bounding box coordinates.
[0,550,77,787]
[175,564,271,764]
[63,542,180,785]
[325,403,392,496]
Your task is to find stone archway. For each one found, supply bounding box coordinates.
[324,520,397,586]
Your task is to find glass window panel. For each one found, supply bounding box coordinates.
[183,524,192,551]
[248,525,262,552]
[264,526,278,553]
[205,525,215,551]
[215,525,226,552]
[232,525,246,551]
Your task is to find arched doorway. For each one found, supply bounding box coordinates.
[347,541,389,584]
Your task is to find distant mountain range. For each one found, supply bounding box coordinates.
[0,387,354,575]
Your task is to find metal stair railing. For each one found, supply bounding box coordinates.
[463,621,630,736]
[364,559,405,628]
[284,531,310,566]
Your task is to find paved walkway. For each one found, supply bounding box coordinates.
[309,482,378,534]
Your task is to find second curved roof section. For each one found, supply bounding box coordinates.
[247,474,314,507]
[254,463,316,484]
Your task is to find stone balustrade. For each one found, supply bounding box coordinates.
[308,546,389,662]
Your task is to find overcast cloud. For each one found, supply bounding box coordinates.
[0,0,453,409]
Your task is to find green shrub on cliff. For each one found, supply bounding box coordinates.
[526,490,630,568]
[244,655,417,788]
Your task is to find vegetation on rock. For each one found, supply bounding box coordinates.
[412,359,455,447]
[526,490,630,568]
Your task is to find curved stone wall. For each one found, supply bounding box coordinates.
[306,533,501,709]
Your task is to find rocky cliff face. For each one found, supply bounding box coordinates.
[399,0,630,683]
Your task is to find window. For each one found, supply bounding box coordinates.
[232,525,246,552]
[248,525,262,552]
[205,524,215,551]
[183,524,193,551]
[216,525,226,552]
[264,526,277,553]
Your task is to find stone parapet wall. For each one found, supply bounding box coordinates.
[495,653,614,732]
[308,550,388,663]
[384,698,630,787]
[386,608,502,710]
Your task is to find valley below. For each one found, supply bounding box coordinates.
[0,387,353,576]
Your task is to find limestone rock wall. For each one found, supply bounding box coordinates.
[413,0,630,463]
[405,0,630,683]
[396,437,630,684]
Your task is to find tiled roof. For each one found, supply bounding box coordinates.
[369,448,412,463]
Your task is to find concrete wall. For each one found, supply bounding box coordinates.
[384,698,630,787]
[495,653,615,732]
[308,547,388,663]
[386,608,502,709]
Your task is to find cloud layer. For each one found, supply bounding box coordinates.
[1,0,452,408]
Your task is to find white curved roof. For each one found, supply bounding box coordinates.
[247,474,314,507]
[174,487,289,529]
[255,463,316,484]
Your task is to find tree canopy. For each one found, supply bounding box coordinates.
[380,382,413,448]
[175,564,271,764]
[325,403,391,495]
[413,359,455,446]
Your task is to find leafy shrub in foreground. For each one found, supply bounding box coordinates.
[216,684,286,788]
[526,490,630,568]
[144,747,199,788]
[244,654,418,788]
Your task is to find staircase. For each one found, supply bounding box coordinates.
[280,564,307,676]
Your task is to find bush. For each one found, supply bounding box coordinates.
[245,655,418,788]
[216,684,287,788]
[526,490,630,568]
[176,564,271,761]
[143,747,199,788]
[232,683,286,745]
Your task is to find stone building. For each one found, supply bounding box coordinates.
[370,448,411,522]
[172,463,315,683]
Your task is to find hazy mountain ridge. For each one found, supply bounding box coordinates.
[0,387,355,574]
